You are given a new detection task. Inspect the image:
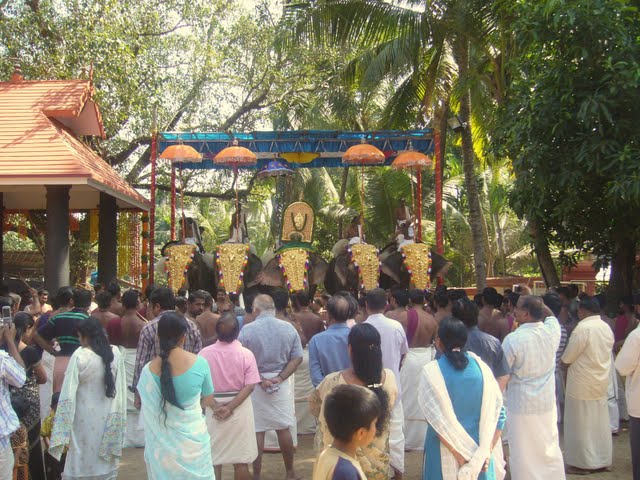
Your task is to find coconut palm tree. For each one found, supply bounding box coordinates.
[281,0,503,288]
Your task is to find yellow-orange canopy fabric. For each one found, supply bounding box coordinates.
[160,144,203,163]
[391,150,432,169]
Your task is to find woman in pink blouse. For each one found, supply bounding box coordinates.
[199,312,261,480]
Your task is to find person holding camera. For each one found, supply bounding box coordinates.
[0,319,26,480]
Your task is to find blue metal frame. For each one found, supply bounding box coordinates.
[159,129,434,169]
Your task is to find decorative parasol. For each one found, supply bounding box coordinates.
[160,144,203,240]
[160,144,203,163]
[342,138,385,239]
[392,144,432,242]
[214,139,257,238]
[257,158,294,179]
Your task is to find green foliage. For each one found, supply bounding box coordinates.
[497,0,640,260]
[3,232,36,251]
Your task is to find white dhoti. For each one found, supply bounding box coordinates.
[607,358,620,433]
[121,347,145,447]
[295,349,316,435]
[206,393,258,465]
[564,395,612,470]
[39,350,55,420]
[400,346,436,451]
[389,399,405,473]
[508,409,565,480]
[257,373,298,451]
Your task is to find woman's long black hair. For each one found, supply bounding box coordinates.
[438,316,469,370]
[12,311,34,345]
[157,312,187,419]
[78,317,116,398]
[348,323,390,435]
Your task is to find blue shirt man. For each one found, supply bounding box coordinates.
[308,294,352,387]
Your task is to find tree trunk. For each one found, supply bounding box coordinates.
[337,167,350,238]
[530,218,560,287]
[607,233,636,306]
[453,39,487,290]
[493,210,507,275]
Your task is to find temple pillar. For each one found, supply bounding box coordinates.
[98,192,118,284]
[45,186,70,291]
[0,193,4,282]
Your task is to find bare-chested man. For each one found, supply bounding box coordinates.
[290,291,325,348]
[407,289,438,347]
[92,291,120,329]
[478,287,510,342]
[111,289,148,446]
[270,289,307,344]
[110,289,148,349]
[386,288,410,325]
[195,291,220,347]
[433,287,452,323]
[213,288,231,314]
[106,281,125,317]
[400,288,439,450]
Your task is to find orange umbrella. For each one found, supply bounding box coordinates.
[391,150,432,169]
[160,144,202,240]
[342,139,385,239]
[214,139,258,236]
[391,147,433,242]
[160,144,202,163]
[342,139,385,165]
[214,139,257,166]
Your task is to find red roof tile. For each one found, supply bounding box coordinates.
[0,78,149,210]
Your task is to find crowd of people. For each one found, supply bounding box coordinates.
[0,280,639,480]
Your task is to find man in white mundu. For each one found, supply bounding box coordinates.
[238,295,303,480]
[502,295,566,480]
[561,295,614,474]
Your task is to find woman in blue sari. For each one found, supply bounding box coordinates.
[419,317,506,480]
[138,312,216,479]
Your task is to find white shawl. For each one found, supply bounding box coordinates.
[49,346,127,461]
[418,351,505,480]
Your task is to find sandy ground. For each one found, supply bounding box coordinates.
[118,424,633,479]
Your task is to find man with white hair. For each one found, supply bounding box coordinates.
[238,294,303,480]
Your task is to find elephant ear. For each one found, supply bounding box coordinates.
[244,254,263,288]
[333,253,351,289]
[309,253,328,286]
[380,251,403,285]
[260,257,285,287]
[187,252,216,295]
[430,250,452,281]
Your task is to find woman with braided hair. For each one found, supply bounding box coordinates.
[138,312,216,479]
[48,316,127,479]
[310,323,397,480]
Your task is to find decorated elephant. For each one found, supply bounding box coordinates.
[158,241,263,295]
[156,218,262,295]
[259,248,328,297]
[379,242,451,291]
[325,242,380,296]
[325,241,450,294]
[257,201,328,296]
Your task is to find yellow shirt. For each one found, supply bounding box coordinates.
[561,315,614,400]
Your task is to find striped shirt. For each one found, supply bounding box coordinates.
[502,316,561,414]
[38,308,89,356]
[0,350,26,447]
